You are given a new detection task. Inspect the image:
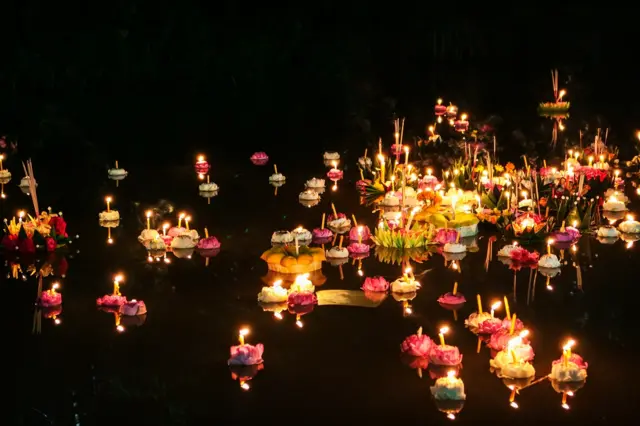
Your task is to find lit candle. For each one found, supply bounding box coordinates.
[521,190,528,200]
[476,294,483,314]
[162,223,169,236]
[562,339,575,366]
[145,211,151,230]
[238,328,249,345]
[51,282,60,294]
[588,156,593,167]
[105,196,112,212]
[0,154,3,170]
[18,211,24,223]
[547,238,554,255]
[404,146,409,165]
[490,301,501,317]
[357,226,363,244]
[378,155,385,180]
[113,274,123,295]
[438,326,449,347]
[178,213,185,228]
[185,215,191,230]
[599,155,604,165]
[503,296,511,320]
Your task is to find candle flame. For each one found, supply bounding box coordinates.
[439,326,449,334]
[428,126,434,132]
[240,382,250,390]
[563,339,575,350]
[163,223,170,229]
[145,210,152,218]
[447,370,456,379]
[114,274,123,283]
[437,98,442,105]
[404,306,412,315]
[274,312,283,320]
[332,160,337,168]
[239,328,250,337]
[179,213,185,219]
[548,238,554,245]
[273,279,283,288]
[520,329,529,338]
[559,89,566,98]
[404,267,412,274]
[491,301,501,310]
[378,154,385,163]
[296,320,303,328]
[116,325,125,332]
[197,155,204,162]
[460,113,468,121]
[52,282,60,290]
[447,413,455,420]
[627,214,634,221]
[105,196,112,203]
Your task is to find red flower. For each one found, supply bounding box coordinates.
[1,235,18,251]
[49,216,68,237]
[18,238,36,254]
[45,237,57,252]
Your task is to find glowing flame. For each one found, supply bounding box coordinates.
[273,279,283,288]
[447,370,456,379]
[437,98,442,105]
[54,318,61,325]
[510,402,519,409]
[239,328,250,337]
[116,325,125,332]
[563,339,575,351]
[198,155,204,162]
[240,382,250,390]
[274,312,283,320]
[439,326,449,334]
[447,413,455,420]
[520,329,529,338]
[114,274,123,283]
[296,320,303,328]
[460,113,468,121]
[491,301,501,311]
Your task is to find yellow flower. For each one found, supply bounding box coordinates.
[494,164,504,172]
[474,165,485,173]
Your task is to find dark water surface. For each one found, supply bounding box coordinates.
[5,150,637,425]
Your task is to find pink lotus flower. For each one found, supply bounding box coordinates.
[327,169,344,180]
[349,225,371,241]
[434,228,459,245]
[437,292,466,306]
[477,317,503,334]
[287,291,317,306]
[250,152,269,161]
[487,328,530,351]
[197,236,220,250]
[195,160,210,174]
[119,300,147,316]
[96,294,127,307]
[401,333,434,357]
[429,345,463,366]
[228,343,264,366]
[418,175,441,191]
[501,317,524,332]
[19,238,36,254]
[552,353,588,369]
[347,243,370,254]
[312,228,333,238]
[510,247,540,265]
[361,276,389,292]
[168,226,186,237]
[38,290,62,307]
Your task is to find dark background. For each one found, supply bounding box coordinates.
[0,3,638,165]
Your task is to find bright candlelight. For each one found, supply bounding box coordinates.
[404,146,409,165]
[105,196,112,212]
[438,326,449,347]
[490,301,501,317]
[0,154,3,170]
[378,154,385,179]
[51,282,60,293]
[521,190,528,200]
[145,210,152,230]
[476,294,483,314]
[563,339,576,366]
[547,238,554,255]
[238,328,250,345]
[113,274,123,295]
[178,213,185,228]
[162,223,169,236]
[588,156,593,166]
[437,98,442,105]
[357,226,363,244]
[198,155,204,162]
[185,215,191,230]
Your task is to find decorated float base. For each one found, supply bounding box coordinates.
[265,261,323,274]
